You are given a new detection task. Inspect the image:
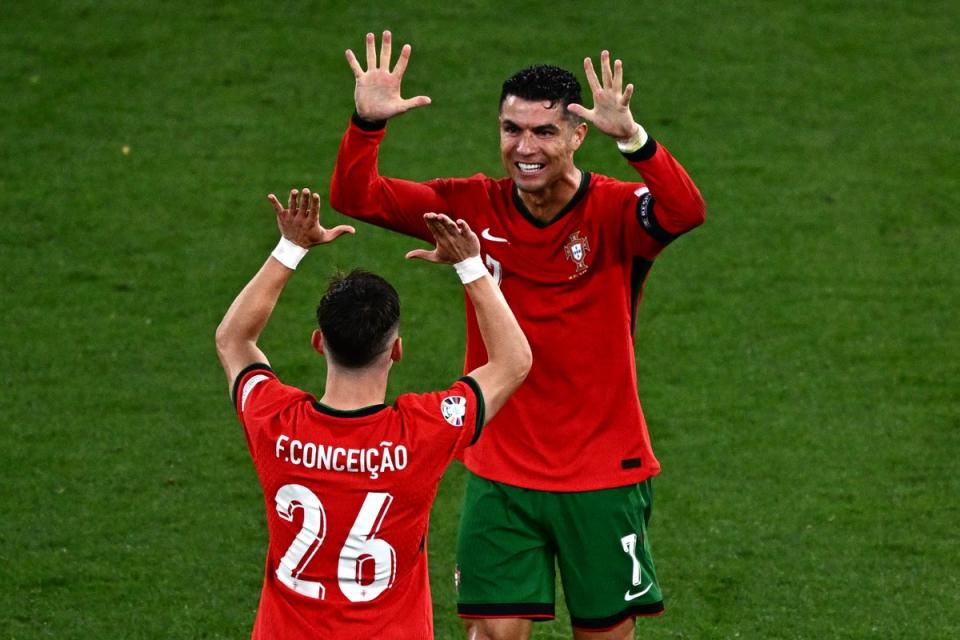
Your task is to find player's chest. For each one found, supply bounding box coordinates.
[476,212,609,287]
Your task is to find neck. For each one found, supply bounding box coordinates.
[319,364,389,410]
[517,167,582,223]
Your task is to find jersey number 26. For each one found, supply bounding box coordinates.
[274,484,396,602]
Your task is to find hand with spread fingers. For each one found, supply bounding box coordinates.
[567,49,641,141]
[405,213,481,265]
[267,188,355,248]
[345,30,432,122]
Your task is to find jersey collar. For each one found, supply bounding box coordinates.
[312,402,389,418]
[512,170,591,228]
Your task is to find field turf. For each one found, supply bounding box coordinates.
[2,1,957,638]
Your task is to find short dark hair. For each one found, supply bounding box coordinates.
[499,64,582,118]
[316,270,400,368]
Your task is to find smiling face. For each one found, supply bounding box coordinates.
[499,95,587,195]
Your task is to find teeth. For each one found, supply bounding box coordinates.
[517,162,544,172]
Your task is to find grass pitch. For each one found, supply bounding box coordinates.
[2,1,958,638]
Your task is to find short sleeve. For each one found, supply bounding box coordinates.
[231,363,308,437]
[394,376,486,459]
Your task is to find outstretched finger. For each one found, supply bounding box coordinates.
[582,57,601,94]
[613,58,623,93]
[309,192,321,219]
[620,83,635,107]
[424,215,450,240]
[379,30,392,71]
[364,32,377,70]
[456,219,475,236]
[267,194,284,216]
[600,50,613,88]
[297,189,312,217]
[345,49,363,77]
[287,189,298,215]
[392,43,412,76]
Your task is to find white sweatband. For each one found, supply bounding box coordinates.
[453,255,487,284]
[271,237,309,270]
[616,124,649,154]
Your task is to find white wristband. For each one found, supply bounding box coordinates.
[616,124,650,154]
[453,255,487,284]
[271,237,309,270]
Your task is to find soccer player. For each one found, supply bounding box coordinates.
[330,32,706,640]
[215,188,531,639]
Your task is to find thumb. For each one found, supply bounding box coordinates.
[324,225,356,241]
[405,248,437,262]
[330,225,356,235]
[402,95,432,111]
[567,103,590,119]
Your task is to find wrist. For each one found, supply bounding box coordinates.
[616,123,649,153]
[352,111,387,131]
[453,255,487,284]
[271,237,309,270]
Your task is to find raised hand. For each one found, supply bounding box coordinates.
[567,50,640,140]
[267,188,355,248]
[345,30,432,122]
[405,213,481,265]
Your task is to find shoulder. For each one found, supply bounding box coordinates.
[426,173,503,193]
[394,377,485,441]
[583,172,648,217]
[587,171,645,195]
[232,363,312,418]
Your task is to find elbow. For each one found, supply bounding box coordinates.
[214,320,235,362]
[512,342,533,388]
[682,191,706,229]
[661,194,705,236]
[328,178,346,213]
[694,194,706,226]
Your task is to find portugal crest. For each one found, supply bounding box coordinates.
[563,231,591,278]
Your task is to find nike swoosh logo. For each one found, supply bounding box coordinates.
[624,583,653,601]
[481,228,509,243]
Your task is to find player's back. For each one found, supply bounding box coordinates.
[233,365,482,639]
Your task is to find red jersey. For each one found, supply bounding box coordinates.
[233,364,483,639]
[330,117,704,491]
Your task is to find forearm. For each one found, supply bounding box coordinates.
[464,273,531,417]
[624,137,706,234]
[215,257,294,385]
[329,118,446,241]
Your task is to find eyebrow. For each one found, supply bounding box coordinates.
[500,119,561,134]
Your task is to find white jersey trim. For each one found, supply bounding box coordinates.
[241,374,271,412]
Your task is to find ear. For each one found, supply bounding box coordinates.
[390,336,403,363]
[311,329,325,356]
[571,121,588,150]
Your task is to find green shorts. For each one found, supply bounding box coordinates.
[455,471,663,630]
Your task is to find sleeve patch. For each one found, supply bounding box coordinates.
[440,395,468,427]
[240,374,271,412]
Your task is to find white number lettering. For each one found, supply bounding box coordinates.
[620,533,653,598]
[338,492,397,602]
[485,255,503,286]
[272,486,398,602]
[274,484,327,599]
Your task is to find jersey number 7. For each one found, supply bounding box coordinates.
[274,484,397,602]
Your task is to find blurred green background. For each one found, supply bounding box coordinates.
[2,1,957,638]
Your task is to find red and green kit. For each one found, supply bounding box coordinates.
[331,116,705,492]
